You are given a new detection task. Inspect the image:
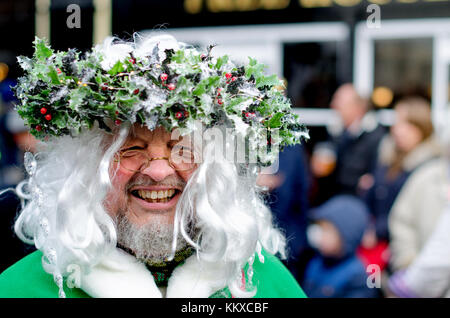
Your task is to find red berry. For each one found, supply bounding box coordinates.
[184,111,189,117]
[175,112,183,119]
[40,107,47,115]
[133,89,140,95]
[115,111,119,115]
[231,76,237,82]
[217,99,223,105]
[35,125,42,131]
[115,119,121,125]
[101,85,108,91]
[225,73,232,79]
[45,114,52,121]
[56,68,62,74]
[160,73,168,81]
[167,83,176,91]
[129,58,136,64]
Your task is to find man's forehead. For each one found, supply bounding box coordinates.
[127,125,182,143]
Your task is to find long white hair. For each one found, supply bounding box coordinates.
[10,34,286,298]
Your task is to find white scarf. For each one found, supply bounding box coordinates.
[79,248,230,298]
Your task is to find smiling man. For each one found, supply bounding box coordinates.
[0,34,308,298]
[108,125,195,274]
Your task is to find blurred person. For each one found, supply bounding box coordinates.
[309,141,337,206]
[388,126,449,273]
[0,35,308,298]
[0,111,37,272]
[0,111,37,188]
[310,84,386,206]
[0,62,17,112]
[329,83,386,196]
[387,184,450,298]
[257,144,312,281]
[386,116,450,298]
[302,195,378,298]
[360,96,441,271]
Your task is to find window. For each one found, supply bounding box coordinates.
[284,41,349,109]
[373,38,433,108]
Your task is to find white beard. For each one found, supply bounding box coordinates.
[116,213,189,265]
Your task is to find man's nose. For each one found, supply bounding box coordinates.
[140,158,175,182]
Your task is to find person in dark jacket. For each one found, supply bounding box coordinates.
[0,111,37,272]
[310,84,386,206]
[330,84,386,196]
[302,195,378,298]
[259,144,311,281]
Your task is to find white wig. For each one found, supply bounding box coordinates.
[10,34,286,298]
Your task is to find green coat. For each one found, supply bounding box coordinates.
[0,249,306,298]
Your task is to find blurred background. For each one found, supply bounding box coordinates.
[0,0,450,298]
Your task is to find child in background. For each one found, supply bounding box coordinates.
[303,195,378,298]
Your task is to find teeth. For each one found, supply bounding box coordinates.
[137,189,177,201]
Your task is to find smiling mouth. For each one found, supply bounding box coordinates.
[131,189,180,204]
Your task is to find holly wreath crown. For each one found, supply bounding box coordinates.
[13,36,308,165]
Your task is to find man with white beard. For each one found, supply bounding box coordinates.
[0,34,308,298]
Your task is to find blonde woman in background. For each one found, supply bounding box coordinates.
[359,97,442,272]
[387,123,450,297]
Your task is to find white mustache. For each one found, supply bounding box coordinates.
[125,174,186,192]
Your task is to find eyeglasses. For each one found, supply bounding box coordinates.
[114,146,197,172]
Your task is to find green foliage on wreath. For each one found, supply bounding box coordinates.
[14,37,308,165]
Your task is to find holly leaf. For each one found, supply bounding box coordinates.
[52,112,68,129]
[69,89,87,110]
[108,61,125,76]
[268,112,283,128]
[255,74,279,89]
[245,58,265,79]
[206,75,220,88]
[171,50,185,64]
[192,84,206,96]
[96,91,110,102]
[225,96,247,112]
[101,103,116,112]
[34,37,53,60]
[215,55,228,70]
[47,66,60,85]
[114,94,139,108]
[192,75,219,96]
